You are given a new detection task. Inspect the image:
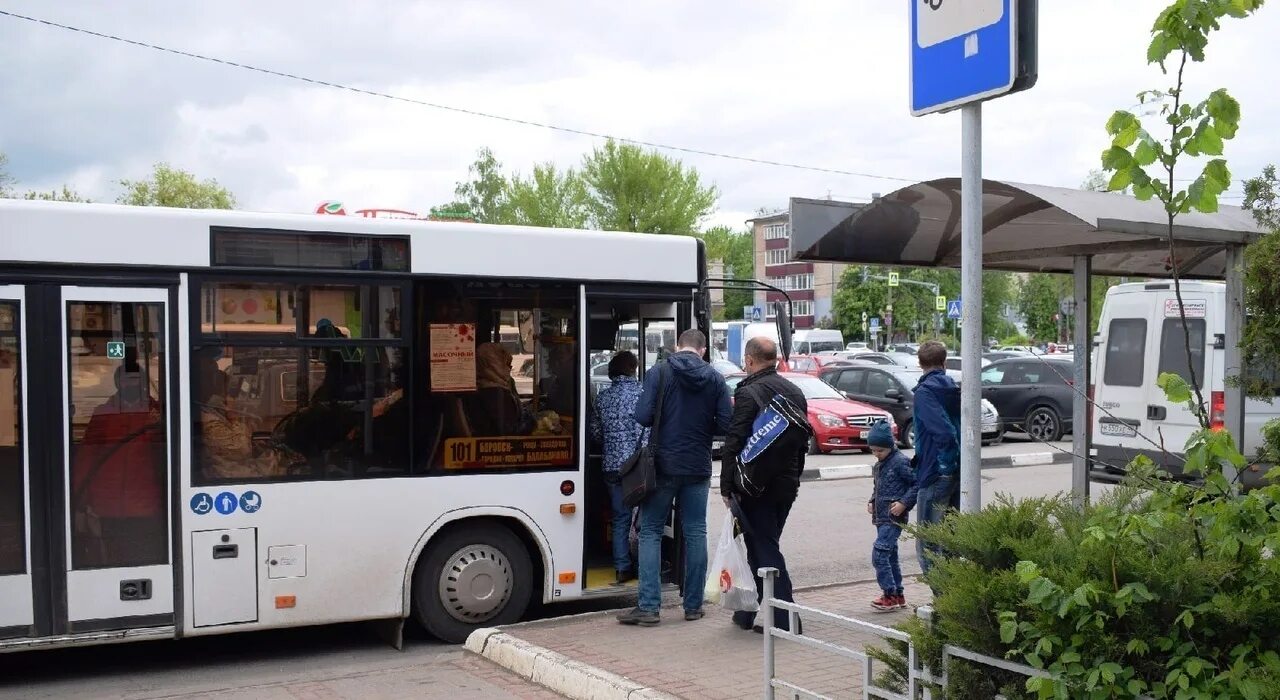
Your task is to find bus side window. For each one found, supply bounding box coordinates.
[421,281,579,474]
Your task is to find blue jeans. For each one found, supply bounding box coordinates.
[872,524,904,596]
[606,480,632,572]
[638,474,709,613]
[915,473,960,575]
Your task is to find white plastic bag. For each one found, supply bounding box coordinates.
[704,511,759,612]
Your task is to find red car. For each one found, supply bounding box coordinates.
[778,354,855,377]
[725,371,896,454]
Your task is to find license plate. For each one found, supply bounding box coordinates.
[859,430,869,439]
[1100,422,1137,437]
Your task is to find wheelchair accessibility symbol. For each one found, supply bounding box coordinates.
[189,492,214,515]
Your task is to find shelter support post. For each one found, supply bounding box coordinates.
[1071,255,1092,509]
[959,103,982,514]
[1224,243,1245,489]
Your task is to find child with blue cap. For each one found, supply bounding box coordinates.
[864,420,915,611]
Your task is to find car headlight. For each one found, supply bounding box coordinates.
[817,413,843,427]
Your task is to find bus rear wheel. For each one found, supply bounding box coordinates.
[412,522,533,644]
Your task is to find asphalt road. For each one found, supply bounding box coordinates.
[0,440,1093,698]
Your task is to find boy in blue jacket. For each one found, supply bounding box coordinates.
[865,421,915,611]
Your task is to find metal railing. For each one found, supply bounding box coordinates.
[759,568,1067,700]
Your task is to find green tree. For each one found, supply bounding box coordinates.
[1100,0,1262,421]
[118,163,235,209]
[1080,168,1109,192]
[503,163,589,228]
[833,266,1016,343]
[0,152,13,197]
[580,140,718,233]
[1241,165,1280,396]
[699,225,754,319]
[1017,274,1062,342]
[1244,164,1278,231]
[24,186,89,203]
[452,147,508,224]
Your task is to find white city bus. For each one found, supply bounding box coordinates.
[0,199,733,650]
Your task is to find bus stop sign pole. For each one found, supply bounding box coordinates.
[911,0,1037,513]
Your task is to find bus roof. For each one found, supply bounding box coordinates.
[0,199,700,285]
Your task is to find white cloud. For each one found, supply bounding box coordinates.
[1,0,1276,224]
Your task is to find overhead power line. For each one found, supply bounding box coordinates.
[0,10,1253,197]
[0,10,924,184]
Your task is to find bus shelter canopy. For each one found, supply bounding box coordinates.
[790,178,1264,278]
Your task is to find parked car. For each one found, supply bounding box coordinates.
[979,357,1075,442]
[845,341,869,351]
[944,355,992,383]
[724,371,895,454]
[886,343,921,355]
[778,354,854,376]
[846,352,910,367]
[983,351,1028,362]
[819,364,1002,448]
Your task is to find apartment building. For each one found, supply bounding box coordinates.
[748,212,847,329]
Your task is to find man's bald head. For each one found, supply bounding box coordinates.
[745,337,778,369]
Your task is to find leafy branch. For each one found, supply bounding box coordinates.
[1100,0,1264,429]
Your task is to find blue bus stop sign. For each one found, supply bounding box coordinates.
[910,0,1037,117]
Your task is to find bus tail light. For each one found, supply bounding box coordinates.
[559,503,576,515]
[557,571,576,584]
[275,595,296,609]
[1210,391,1225,432]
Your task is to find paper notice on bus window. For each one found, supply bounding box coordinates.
[443,436,573,469]
[1164,298,1207,318]
[430,323,476,392]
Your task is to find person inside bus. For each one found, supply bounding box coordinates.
[197,356,288,482]
[468,342,529,437]
[71,365,166,568]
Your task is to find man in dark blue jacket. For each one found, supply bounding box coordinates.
[617,329,732,626]
[899,341,960,576]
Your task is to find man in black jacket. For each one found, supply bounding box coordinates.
[720,337,808,632]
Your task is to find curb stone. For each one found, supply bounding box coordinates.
[779,450,1073,482]
[466,627,679,700]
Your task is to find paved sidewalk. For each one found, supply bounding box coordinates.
[487,578,932,699]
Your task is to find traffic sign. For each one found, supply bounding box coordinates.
[946,299,963,320]
[888,271,900,287]
[910,0,1038,117]
[106,341,125,359]
[936,295,947,312]
[884,312,894,327]
[869,317,881,329]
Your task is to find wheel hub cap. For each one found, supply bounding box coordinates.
[438,544,513,624]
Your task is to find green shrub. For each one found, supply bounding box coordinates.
[903,437,1280,699]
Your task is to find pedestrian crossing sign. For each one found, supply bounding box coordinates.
[888,271,900,287]
[106,341,125,359]
[936,296,947,312]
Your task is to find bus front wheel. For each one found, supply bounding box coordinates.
[412,522,534,644]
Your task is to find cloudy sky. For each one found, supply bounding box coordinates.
[1,1,1276,230]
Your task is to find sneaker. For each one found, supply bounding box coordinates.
[684,608,705,621]
[894,595,909,610]
[616,607,660,626]
[870,595,897,612]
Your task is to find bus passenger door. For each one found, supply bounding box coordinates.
[58,287,174,633]
[0,287,31,639]
[3,285,175,642]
